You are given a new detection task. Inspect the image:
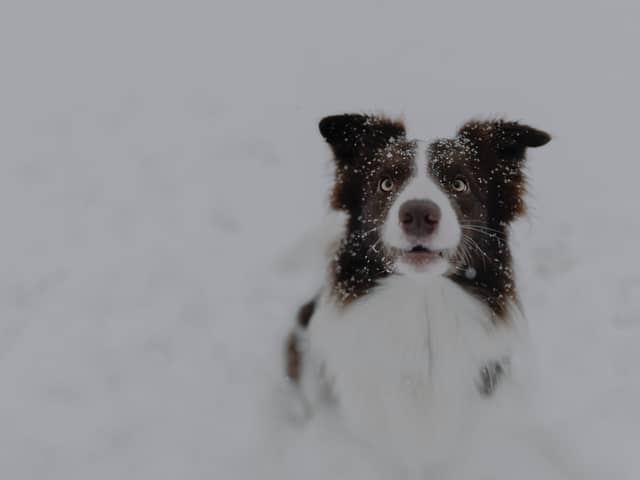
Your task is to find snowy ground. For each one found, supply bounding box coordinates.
[1,1,640,478]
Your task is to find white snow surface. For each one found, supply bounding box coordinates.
[1,1,640,478]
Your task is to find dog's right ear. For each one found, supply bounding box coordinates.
[319,114,406,164]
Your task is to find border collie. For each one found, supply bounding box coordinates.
[284,113,551,472]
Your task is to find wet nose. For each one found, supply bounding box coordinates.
[399,199,441,237]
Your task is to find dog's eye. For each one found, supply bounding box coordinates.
[379,178,394,192]
[451,178,469,193]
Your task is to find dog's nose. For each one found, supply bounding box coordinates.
[399,199,441,237]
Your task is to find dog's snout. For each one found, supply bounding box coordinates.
[399,199,441,237]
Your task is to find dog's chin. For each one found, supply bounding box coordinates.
[389,245,451,277]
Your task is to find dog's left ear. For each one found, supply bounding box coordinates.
[319,113,406,165]
[458,119,551,162]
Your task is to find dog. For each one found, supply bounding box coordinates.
[284,113,551,473]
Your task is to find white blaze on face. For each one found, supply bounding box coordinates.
[381,140,461,273]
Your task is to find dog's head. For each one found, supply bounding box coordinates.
[321,113,550,310]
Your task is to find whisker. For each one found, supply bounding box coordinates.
[461,228,506,244]
[459,221,504,228]
[464,235,489,257]
[462,225,504,235]
[368,238,382,254]
[359,227,379,238]
[461,240,477,268]
[460,224,506,237]
[455,238,473,269]
[464,235,489,268]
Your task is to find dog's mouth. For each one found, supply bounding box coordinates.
[399,245,446,267]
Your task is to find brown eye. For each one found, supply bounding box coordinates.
[451,177,469,193]
[379,178,394,192]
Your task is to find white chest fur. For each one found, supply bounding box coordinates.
[306,275,519,469]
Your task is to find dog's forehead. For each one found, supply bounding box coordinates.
[430,136,477,158]
[427,137,481,174]
[372,136,482,178]
[376,138,415,165]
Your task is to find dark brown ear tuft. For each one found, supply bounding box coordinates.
[319,113,405,163]
[458,119,551,162]
[318,114,367,145]
[499,122,551,148]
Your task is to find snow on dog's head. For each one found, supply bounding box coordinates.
[320,113,550,312]
[378,138,461,276]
